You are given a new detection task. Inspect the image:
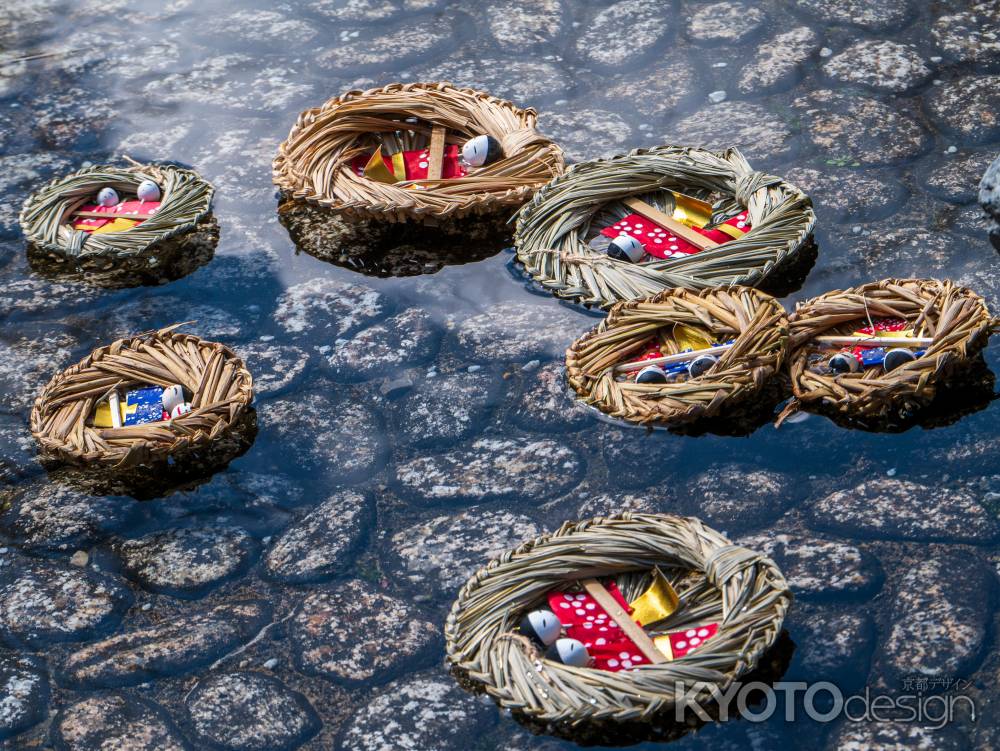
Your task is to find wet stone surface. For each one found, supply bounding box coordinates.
[687,2,766,44]
[792,0,911,30]
[0,651,47,740]
[827,721,966,751]
[486,0,564,51]
[931,2,1000,64]
[54,695,189,751]
[512,362,588,433]
[822,40,929,92]
[882,551,992,680]
[737,27,818,95]
[264,490,371,583]
[536,108,633,162]
[0,331,78,413]
[391,507,541,591]
[667,104,794,164]
[739,531,880,598]
[326,307,440,382]
[274,278,385,340]
[337,670,495,751]
[317,15,454,71]
[786,603,874,681]
[927,151,998,204]
[599,428,680,490]
[846,226,961,274]
[783,166,905,222]
[0,555,131,647]
[186,671,320,751]
[602,56,700,116]
[926,75,1000,146]
[396,436,582,504]
[394,369,498,447]
[0,480,134,551]
[235,342,309,396]
[574,0,671,68]
[260,391,385,482]
[290,579,438,683]
[794,89,928,165]
[61,600,271,688]
[116,527,256,596]
[686,465,794,531]
[809,478,999,543]
[411,56,572,103]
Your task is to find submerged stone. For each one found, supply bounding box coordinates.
[602,55,700,116]
[792,0,911,30]
[235,342,309,396]
[411,56,572,103]
[846,226,960,275]
[394,369,498,447]
[739,532,880,597]
[186,672,320,751]
[0,651,47,740]
[786,603,874,680]
[574,0,670,68]
[61,601,272,688]
[396,436,582,504]
[326,307,440,382]
[782,166,905,222]
[53,695,189,751]
[317,16,454,70]
[274,278,385,339]
[686,465,794,530]
[513,362,588,433]
[687,2,765,44]
[737,27,818,94]
[486,0,564,51]
[599,428,681,490]
[828,722,965,751]
[809,479,998,543]
[927,75,1000,146]
[290,580,438,683]
[931,2,1000,64]
[668,103,794,163]
[537,108,632,162]
[823,40,929,92]
[453,301,588,363]
[337,670,494,751]
[0,331,78,413]
[264,490,371,583]
[116,527,256,596]
[392,507,541,591]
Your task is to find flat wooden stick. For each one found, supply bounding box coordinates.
[72,210,154,220]
[427,125,446,180]
[816,336,934,347]
[614,343,734,373]
[623,197,718,252]
[582,578,665,665]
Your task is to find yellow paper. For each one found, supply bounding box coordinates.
[672,324,717,352]
[670,191,713,229]
[714,222,748,240]
[391,151,406,180]
[90,218,139,234]
[653,634,674,660]
[851,327,915,338]
[629,567,680,626]
[93,400,126,428]
[363,149,399,184]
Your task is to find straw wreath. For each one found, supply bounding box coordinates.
[272,82,565,222]
[20,160,215,277]
[445,512,791,724]
[514,146,815,309]
[30,325,253,470]
[566,287,788,428]
[780,278,998,426]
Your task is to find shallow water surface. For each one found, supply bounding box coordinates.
[0,0,999,749]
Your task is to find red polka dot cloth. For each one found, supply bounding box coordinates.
[71,200,162,233]
[600,211,751,260]
[350,145,467,181]
[657,623,720,660]
[547,582,649,671]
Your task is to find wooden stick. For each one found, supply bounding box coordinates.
[815,336,934,347]
[614,343,734,373]
[623,197,719,251]
[427,125,446,180]
[72,210,154,220]
[581,579,665,665]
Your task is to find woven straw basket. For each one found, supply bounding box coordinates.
[30,325,253,470]
[445,513,791,725]
[566,287,789,428]
[514,146,815,309]
[20,161,216,286]
[780,278,998,427]
[273,82,565,223]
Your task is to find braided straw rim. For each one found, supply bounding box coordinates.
[30,325,253,469]
[19,161,214,261]
[272,82,565,222]
[566,286,789,427]
[781,278,998,423]
[513,145,815,309]
[445,512,791,724]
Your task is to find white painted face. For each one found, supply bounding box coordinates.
[161,384,185,413]
[137,180,161,202]
[549,638,590,667]
[687,354,718,378]
[170,402,192,419]
[607,235,644,263]
[636,365,668,384]
[97,187,120,206]
[526,610,561,646]
[462,135,492,167]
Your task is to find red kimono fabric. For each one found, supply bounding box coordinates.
[547,583,650,672]
[601,210,751,259]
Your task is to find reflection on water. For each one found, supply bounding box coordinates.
[0,0,999,749]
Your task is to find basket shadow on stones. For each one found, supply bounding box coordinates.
[780,278,999,432]
[29,325,255,498]
[445,513,792,732]
[19,162,217,289]
[566,287,789,434]
[513,146,816,310]
[272,82,564,276]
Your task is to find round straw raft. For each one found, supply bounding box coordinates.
[273,82,565,222]
[30,326,253,470]
[19,162,216,284]
[514,146,815,309]
[566,287,789,428]
[782,278,998,425]
[445,512,791,725]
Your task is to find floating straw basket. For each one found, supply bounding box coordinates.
[445,512,791,725]
[780,278,998,427]
[514,146,815,309]
[19,161,216,284]
[272,82,565,223]
[30,325,253,470]
[566,287,789,428]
